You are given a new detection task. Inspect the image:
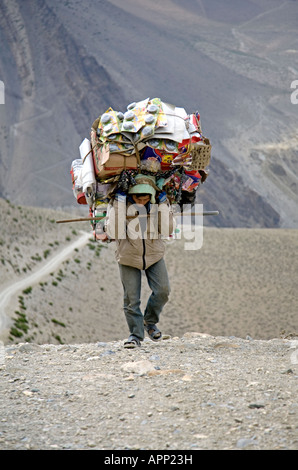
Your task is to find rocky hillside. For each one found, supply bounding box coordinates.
[1,198,297,347]
[0,198,86,288]
[0,0,298,227]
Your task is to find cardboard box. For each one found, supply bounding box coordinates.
[93,143,138,179]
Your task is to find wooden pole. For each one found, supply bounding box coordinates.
[56,211,219,224]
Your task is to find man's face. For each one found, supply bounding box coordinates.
[132,194,151,206]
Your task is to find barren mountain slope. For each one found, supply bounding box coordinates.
[1,200,297,346]
[0,0,297,226]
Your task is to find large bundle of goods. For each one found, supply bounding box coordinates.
[70,97,211,210]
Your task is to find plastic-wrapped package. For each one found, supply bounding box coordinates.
[182,170,201,192]
[70,159,87,204]
[79,138,96,206]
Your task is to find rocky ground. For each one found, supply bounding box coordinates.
[0,332,297,451]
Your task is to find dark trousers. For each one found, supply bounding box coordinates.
[118,258,170,340]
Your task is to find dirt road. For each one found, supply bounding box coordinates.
[0,231,91,334]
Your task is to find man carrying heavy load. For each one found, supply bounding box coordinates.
[66,97,213,347]
[105,173,175,348]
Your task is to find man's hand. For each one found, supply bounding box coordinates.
[156,191,167,204]
[95,232,109,242]
[114,190,127,202]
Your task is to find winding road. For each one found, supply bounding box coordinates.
[0,231,91,334]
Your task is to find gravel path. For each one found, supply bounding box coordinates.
[0,332,297,451]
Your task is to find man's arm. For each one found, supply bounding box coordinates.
[105,198,127,240]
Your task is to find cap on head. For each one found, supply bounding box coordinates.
[128,174,159,203]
